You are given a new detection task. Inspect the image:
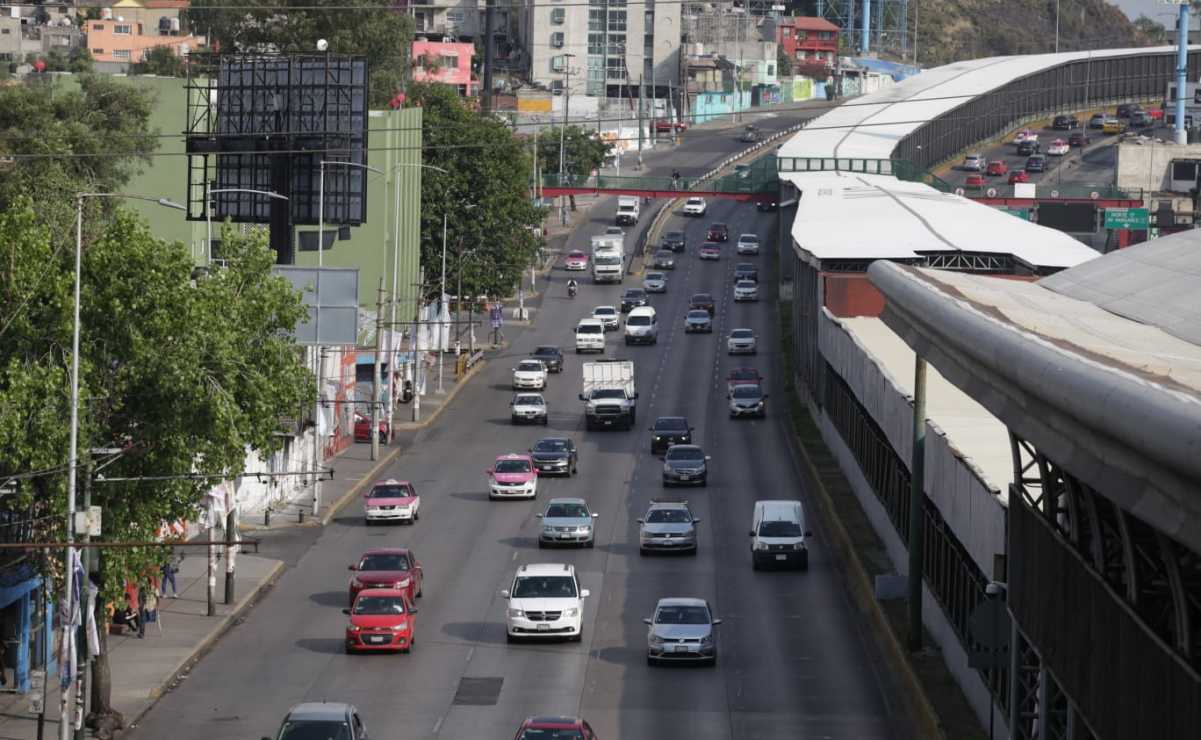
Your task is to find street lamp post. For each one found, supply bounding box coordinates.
[438,211,447,393]
[66,193,184,740]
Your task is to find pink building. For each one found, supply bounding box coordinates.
[84,18,200,65]
[411,40,477,96]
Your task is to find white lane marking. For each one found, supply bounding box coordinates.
[432,716,444,735]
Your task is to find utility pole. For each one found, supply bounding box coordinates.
[371,278,384,461]
[559,54,574,226]
[206,500,216,617]
[438,214,447,393]
[312,346,323,517]
[637,73,645,166]
[224,483,237,604]
[482,0,496,113]
[906,356,928,650]
[74,455,93,740]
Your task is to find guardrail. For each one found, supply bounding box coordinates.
[961,183,1145,201]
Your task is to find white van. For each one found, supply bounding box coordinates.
[575,318,606,353]
[624,306,658,346]
[749,500,811,570]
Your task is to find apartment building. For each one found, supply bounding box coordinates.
[0,4,80,65]
[412,39,478,96]
[519,0,681,99]
[84,16,201,66]
[777,16,839,68]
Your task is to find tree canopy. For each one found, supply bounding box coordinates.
[408,82,546,300]
[536,126,612,183]
[184,0,415,107]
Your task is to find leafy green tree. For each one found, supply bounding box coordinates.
[0,203,313,729]
[408,82,546,301]
[69,47,94,75]
[536,125,612,183]
[184,0,415,107]
[777,46,793,77]
[1132,15,1170,45]
[130,45,185,76]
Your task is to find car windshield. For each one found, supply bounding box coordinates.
[592,389,627,399]
[628,316,651,326]
[534,347,559,356]
[594,307,616,316]
[654,418,688,431]
[655,251,672,258]
[495,459,532,474]
[515,396,544,406]
[692,294,713,302]
[687,311,710,320]
[731,330,753,339]
[737,280,756,289]
[367,485,411,500]
[732,385,761,399]
[546,503,589,518]
[712,223,727,230]
[655,605,710,624]
[278,720,352,740]
[701,244,719,251]
[533,439,569,453]
[513,576,577,598]
[517,361,543,372]
[646,508,691,523]
[353,595,408,615]
[359,553,410,571]
[519,730,584,739]
[595,255,622,265]
[666,231,685,240]
[645,272,664,281]
[568,252,585,259]
[667,447,704,461]
[740,234,758,242]
[624,291,645,299]
[577,324,602,334]
[759,520,803,537]
[687,199,703,205]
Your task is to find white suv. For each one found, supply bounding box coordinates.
[502,563,590,642]
[736,233,760,255]
[575,318,606,353]
[682,197,707,216]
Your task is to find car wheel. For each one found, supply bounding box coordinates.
[663,479,671,488]
[799,552,810,571]
[506,633,518,644]
[752,559,760,571]
[708,655,718,667]
[542,417,549,426]
[413,509,420,522]
[639,547,648,556]
[647,655,657,666]
[538,539,546,549]
[575,348,581,354]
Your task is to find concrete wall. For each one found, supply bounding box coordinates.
[1115,139,1201,193]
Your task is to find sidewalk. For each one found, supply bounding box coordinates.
[0,555,282,740]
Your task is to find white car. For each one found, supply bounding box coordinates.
[575,318,606,353]
[736,234,760,255]
[643,271,667,293]
[502,563,590,642]
[512,359,548,390]
[733,280,759,302]
[592,305,619,331]
[1013,129,1037,144]
[604,226,625,238]
[1047,138,1069,156]
[961,154,985,171]
[727,328,757,354]
[682,197,707,216]
[510,393,549,425]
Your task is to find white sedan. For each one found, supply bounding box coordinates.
[727,328,757,354]
[512,359,548,390]
[1047,138,1069,156]
[736,234,760,255]
[592,305,620,331]
[682,197,708,216]
[510,393,549,425]
[733,280,759,302]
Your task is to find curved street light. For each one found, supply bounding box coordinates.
[205,186,289,266]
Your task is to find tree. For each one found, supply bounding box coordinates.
[407,82,546,301]
[131,45,185,77]
[0,203,313,733]
[536,126,611,183]
[184,0,415,108]
[777,46,793,78]
[69,47,94,75]
[1132,15,1170,45]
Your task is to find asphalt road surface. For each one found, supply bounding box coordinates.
[129,112,903,740]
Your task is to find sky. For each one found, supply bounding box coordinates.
[1110,0,1182,22]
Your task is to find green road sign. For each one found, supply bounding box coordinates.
[1103,207,1150,230]
[997,207,1032,220]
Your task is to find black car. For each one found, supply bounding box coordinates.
[620,289,649,313]
[706,223,729,242]
[1016,139,1040,156]
[662,444,709,487]
[652,249,676,270]
[531,345,564,373]
[1052,115,1079,130]
[1116,103,1142,119]
[649,416,693,455]
[689,293,716,316]
[661,231,687,253]
[1025,155,1047,173]
[756,198,778,212]
[529,437,578,476]
[1068,131,1089,148]
[734,263,758,283]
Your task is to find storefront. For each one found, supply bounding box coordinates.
[0,561,54,694]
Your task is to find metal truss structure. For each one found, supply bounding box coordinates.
[814,0,909,54]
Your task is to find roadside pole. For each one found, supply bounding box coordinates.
[371,278,384,461]
[74,456,93,740]
[224,486,237,604]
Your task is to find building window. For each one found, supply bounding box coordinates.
[587,32,604,54]
[606,56,625,79]
[644,33,653,52]
[93,24,104,31]
[608,10,626,31]
[819,31,834,40]
[440,54,458,68]
[114,24,131,35]
[113,49,131,59]
[551,55,566,72]
[551,31,565,48]
[767,64,774,76]
[796,30,807,39]
[92,48,104,54]
[796,49,806,59]
[782,27,791,37]
[607,34,625,55]
[551,7,565,24]
[447,9,464,25]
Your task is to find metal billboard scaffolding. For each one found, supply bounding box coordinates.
[816,0,909,55]
[184,53,370,264]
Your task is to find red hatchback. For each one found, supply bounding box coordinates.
[1008,170,1031,184]
[353,412,388,443]
[514,716,598,739]
[727,367,763,396]
[706,223,729,242]
[348,548,423,606]
[964,174,986,188]
[343,588,416,653]
[985,160,1008,176]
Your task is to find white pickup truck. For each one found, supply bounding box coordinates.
[579,360,637,430]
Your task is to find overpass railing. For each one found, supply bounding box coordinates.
[776,155,955,193]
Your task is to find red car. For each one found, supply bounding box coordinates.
[706,223,729,242]
[343,588,416,654]
[964,174,986,188]
[514,716,598,739]
[653,119,687,133]
[698,242,722,260]
[353,412,388,443]
[726,367,763,396]
[348,548,423,606]
[985,160,1008,176]
[1008,170,1031,184]
[564,250,588,271]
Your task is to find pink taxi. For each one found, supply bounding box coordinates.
[363,479,420,524]
[565,250,589,271]
[487,453,538,500]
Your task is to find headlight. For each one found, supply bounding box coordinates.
[394,579,410,589]
[508,608,525,618]
[663,464,672,473]
[351,578,364,588]
[564,607,580,618]
[700,634,714,645]
[649,634,665,647]
[794,542,805,550]
[347,625,362,632]
[391,621,408,631]
[578,525,592,533]
[543,526,555,534]
[754,541,769,551]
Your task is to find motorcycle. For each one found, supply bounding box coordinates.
[567,282,578,298]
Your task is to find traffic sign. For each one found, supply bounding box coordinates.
[967,598,1011,671]
[997,207,1032,221]
[1104,207,1150,230]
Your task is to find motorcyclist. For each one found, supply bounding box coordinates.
[567,278,578,298]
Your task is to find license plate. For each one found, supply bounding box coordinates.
[369,635,387,644]
[679,475,690,481]
[775,554,788,561]
[537,623,550,632]
[673,645,689,653]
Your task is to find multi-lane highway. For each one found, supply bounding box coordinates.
[129,113,905,740]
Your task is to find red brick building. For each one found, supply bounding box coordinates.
[777,17,840,69]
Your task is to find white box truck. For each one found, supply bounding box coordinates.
[592,249,624,283]
[590,234,623,254]
[615,196,640,226]
[579,360,637,430]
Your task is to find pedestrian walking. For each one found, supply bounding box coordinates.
[160,551,180,598]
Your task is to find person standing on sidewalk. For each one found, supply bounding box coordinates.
[161,549,180,598]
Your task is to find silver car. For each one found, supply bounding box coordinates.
[727,328,757,355]
[592,305,620,331]
[638,501,699,555]
[643,271,667,293]
[684,309,712,333]
[644,597,721,666]
[510,393,549,425]
[653,250,676,270]
[537,497,598,548]
[733,280,758,302]
[736,234,760,255]
[729,383,767,418]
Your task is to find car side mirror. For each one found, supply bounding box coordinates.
[348,565,357,571]
[485,468,494,475]
[581,589,591,598]
[409,607,419,614]
[705,455,712,461]
[748,530,755,537]
[693,518,702,524]
[689,426,695,431]
[642,617,652,625]
[712,618,723,625]
[578,394,587,401]
[632,393,639,399]
[500,589,510,599]
[592,512,599,518]
[805,530,813,537]
[636,518,644,523]
[342,608,350,615]
[509,401,515,406]
[535,513,544,518]
[762,393,769,399]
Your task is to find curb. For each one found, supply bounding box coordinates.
[391,359,488,433]
[781,396,945,739]
[141,559,285,709]
[318,443,407,527]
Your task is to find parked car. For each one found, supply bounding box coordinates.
[1047,139,1069,156]
[353,412,388,443]
[706,223,729,242]
[1116,103,1142,119]
[1130,110,1154,128]
[1052,114,1080,130]
[1025,155,1047,173]
[1068,131,1089,148]
[961,153,985,171]
[1102,118,1126,135]
[1008,170,1031,184]
[986,160,1009,176]
[654,118,688,132]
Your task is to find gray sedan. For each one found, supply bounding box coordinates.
[684,309,712,333]
[729,383,767,418]
[537,497,598,547]
[638,501,700,555]
[652,250,676,269]
[643,271,667,293]
[644,597,721,666]
[662,444,709,486]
